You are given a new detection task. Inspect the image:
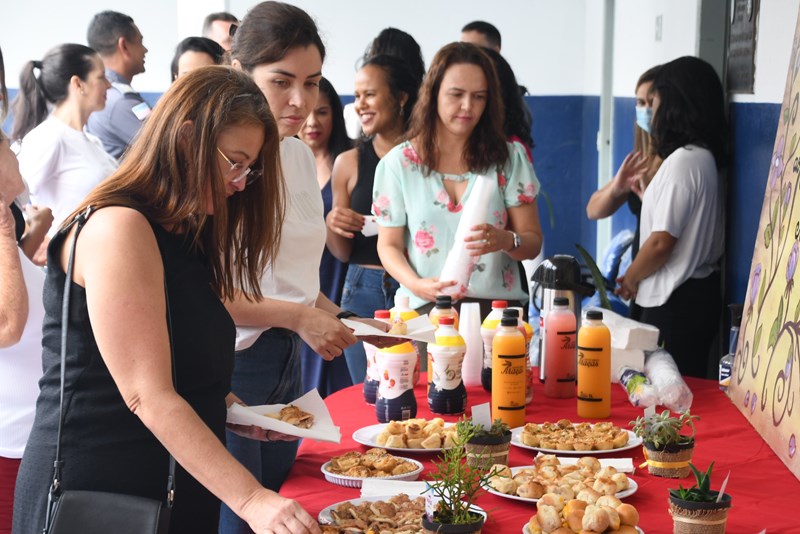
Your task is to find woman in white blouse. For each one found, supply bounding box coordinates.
[12,43,118,238]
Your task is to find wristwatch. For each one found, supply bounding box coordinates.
[336,310,359,320]
[508,231,521,251]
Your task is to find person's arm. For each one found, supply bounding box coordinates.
[464,202,543,261]
[377,225,456,303]
[325,150,362,263]
[225,292,356,360]
[18,204,52,264]
[71,207,319,533]
[615,231,677,300]
[586,151,650,219]
[0,201,27,347]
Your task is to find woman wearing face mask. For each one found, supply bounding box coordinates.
[223,4,384,530]
[12,44,119,242]
[297,77,353,397]
[586,65,663,259]
[373,43,543,318]
[325,55,420,384]
[615,56,726,378]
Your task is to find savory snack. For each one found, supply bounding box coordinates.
[264,404,314,429]
[487,456,631,502]
[375,418,457,450]
[388,316,408,335]
[520,420,630,452]
[320,493,426,533]
[325,448,419,478]
[527,494,640,534]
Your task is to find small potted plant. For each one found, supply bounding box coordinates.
[463,418,511,471]
[423,418,498,533]
[668,462,732,533]
[630,409,699,478]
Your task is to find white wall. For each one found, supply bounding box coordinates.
[0,0,795,102]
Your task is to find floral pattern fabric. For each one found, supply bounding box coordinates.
[373,140,540,309]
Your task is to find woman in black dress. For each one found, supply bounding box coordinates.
[12,66,320,534]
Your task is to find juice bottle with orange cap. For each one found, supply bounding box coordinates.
[491,308,527,428]
[375,340,418,423]
[577,310,611,418]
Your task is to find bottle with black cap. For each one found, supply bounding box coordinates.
[491,308,527,428]
[577,309,611,418]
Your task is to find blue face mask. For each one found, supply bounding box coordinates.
[635,106,653,133]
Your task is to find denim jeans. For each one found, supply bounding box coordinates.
[218,328,302,534]
[340,265,399,384]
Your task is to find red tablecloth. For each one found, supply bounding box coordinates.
[281,374,799,533]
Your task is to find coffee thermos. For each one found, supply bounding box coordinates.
[531,255,595,383]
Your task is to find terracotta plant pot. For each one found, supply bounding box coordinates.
[464,431,512,471]
[668,492,732,534]
[422,513,485,534]
[643,440,695,478]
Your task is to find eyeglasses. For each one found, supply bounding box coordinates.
[216,147,262,185]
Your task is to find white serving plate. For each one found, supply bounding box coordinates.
[486,466,638,504]
[523,523,643,533]
[320,457,424,488]
[318,495,486,525]
[352,422,454,453]
[510,426,642,455]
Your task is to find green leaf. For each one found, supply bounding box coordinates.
[794,298,800,321]
[792,133,799,155]
[575,243,611,310]
[758,269,768,310]
[754,324,763,354]
[765,224,772,248]
[538,189,556,229]
[769,317,780,350]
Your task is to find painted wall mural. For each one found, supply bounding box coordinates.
[731,9,800,481]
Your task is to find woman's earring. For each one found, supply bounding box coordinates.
[80,89,86,96]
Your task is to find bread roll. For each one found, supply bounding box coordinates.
[582,504,610,532]
[615,503,639,526]
[536,504,562,532]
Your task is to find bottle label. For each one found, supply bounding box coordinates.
[619,367,649,395]
[558,331,577,350]
[499,354,526,376]
[577,347,601,368]
[577,392,603,402]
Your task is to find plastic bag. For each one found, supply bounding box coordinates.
[644,350,693,412]
[618,366,659,408]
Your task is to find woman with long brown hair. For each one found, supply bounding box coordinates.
[12,66,319,534]
[374,42,543,316]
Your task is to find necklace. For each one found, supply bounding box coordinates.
[437,170,473,183]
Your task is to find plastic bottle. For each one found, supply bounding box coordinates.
[389,296,421,385]
[459,302,483,388]
[363,309,390,405]
[719,304,743,393]
[645,350,693,412]
[576,310,611,419]
[543,297,577,398]
[491,308,527,428]
[375,341,418,423]
[480,300,508,391]
[428,295,459,394]
[617,366,659,407]
[427,317,467,414]
[511,307,534,404]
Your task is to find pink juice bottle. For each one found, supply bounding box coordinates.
[543,297,577,398]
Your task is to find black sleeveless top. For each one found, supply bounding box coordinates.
[627,192,642,258]
[13,211,235,534]
[349,140,382,265]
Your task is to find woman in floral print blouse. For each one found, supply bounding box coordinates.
[373,42,543,315]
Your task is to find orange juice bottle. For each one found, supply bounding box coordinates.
[491,309,527,428]
[390,296,421,384]
[481,300,508,391]
[576,310,611,418]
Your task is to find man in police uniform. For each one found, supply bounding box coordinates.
[86,11,149,159]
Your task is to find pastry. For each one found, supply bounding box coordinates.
[615,503,639,526]
[265,404,314,428]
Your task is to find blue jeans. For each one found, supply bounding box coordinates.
[340,265,399,384]
[218,328,302,534]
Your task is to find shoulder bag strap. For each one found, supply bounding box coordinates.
[46,207,176,524]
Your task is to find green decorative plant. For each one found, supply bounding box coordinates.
[575,243,612,310]
[424,417,498,525]
[470,418,510,439]
[669,462,719,503]
[630,409,700,449]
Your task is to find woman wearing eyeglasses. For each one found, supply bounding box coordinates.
[12,66,321,534]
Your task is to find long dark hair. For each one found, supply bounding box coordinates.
[170,37,226,81]
[0,46,7,121]
[651,56,727,167]
[407,42,507,174]
[231,1,325,71]
[68,66,284,300]
[481,47,533,149]
[11,43,98,141]
[362,28,425,87]
[318,77,350,160]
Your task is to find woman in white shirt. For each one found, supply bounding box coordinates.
[12,44,118,238]
[616,56,727,378]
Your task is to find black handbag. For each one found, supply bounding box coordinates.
[42,207,174,534]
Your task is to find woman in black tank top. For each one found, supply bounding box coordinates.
[12,67,319,534]
[325,55,421,384]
